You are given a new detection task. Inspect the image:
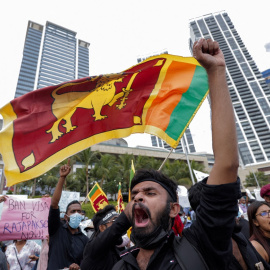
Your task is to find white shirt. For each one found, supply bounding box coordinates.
[6,240,41,270]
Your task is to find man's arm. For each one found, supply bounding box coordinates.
[51,160,71,209]
[193,38,239,185]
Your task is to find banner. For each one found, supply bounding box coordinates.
[87,182,108,213]
[193,169,209,182]
[0,55,208,186]
[0,197,51,241]
[58,191,80,213]
[254,189,264,201]
[177,185,190,208]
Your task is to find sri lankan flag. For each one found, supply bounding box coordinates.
[0,54,208,186]
[129,160,135,202]
[117,182,125,213]
[87,182,108,213]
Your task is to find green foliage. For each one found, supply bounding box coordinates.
[245,171,269,187]
[15,148,206,198]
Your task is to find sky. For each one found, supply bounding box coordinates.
[1,0,269,154]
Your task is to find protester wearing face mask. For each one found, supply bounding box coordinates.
[47,160,88,270]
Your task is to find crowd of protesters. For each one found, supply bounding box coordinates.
[1,39,270,269]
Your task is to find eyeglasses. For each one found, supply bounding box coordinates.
[255,210,270,218]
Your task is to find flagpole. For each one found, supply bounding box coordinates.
[181,138,195,185]
[158,148,174,171]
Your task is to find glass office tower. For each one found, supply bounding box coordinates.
[150,127,196,153]
[189,12,270,165]
[15,21,90,98]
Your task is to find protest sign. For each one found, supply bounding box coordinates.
[254,189,264,201]
[177,185,190,208]
[0,196,51,241]
[58,191,80,213]
[0,195,28,220]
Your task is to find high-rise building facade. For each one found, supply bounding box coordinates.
[189,11,270,165]
[15,21,90,98]
[262,69,270,89]
[150,127,196,153]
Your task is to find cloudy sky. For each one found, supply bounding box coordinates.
[1,0,269,153]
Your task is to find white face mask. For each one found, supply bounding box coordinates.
[67,213,83,229]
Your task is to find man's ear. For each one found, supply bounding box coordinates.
[169,203,180,218]
[64,214,68,222]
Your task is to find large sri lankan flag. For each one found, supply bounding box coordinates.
[0,54,208,186]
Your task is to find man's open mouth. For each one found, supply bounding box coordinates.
[134,206,150,228]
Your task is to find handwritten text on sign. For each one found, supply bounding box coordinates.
[0,197,51,241]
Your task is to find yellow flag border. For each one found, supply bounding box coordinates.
[0,54,206,186]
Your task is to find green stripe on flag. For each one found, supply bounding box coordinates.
[89,184,99,197]
[165,66,209,140]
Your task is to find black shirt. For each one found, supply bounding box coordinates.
[47,207,88,270]
[113,178,241,270]
[229,232,270,270]
[80,212,131,270]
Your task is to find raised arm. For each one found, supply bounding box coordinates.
[51,160,71,209]
[193,38,238,185]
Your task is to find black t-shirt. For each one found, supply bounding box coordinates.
[113,178,241,270]
[80,212,131,270]
[47,207,88,270]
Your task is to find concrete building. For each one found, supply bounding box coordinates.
[14,21,90,98]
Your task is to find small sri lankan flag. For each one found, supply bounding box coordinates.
[129,160,135,202]
[87,182,109,213]
[117,182,125,213]
[0,54,208,186]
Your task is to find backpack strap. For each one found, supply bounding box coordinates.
[173,236,209,270]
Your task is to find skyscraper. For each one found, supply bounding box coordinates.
[15,21,90,98]
[189,11,270,165]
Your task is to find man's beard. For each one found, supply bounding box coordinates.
[131,201,171,239]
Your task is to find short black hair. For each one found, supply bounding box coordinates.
[188,181,203,211]
[65,200,81,213]
[92,205,116,232]
[131,169,178,202]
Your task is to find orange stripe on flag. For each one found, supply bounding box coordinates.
[91,189,101,201]
[146,61,196,131]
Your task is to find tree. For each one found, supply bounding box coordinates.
[95,154,116,188]
[36,166,59,195]
[75,148,100,196]
[117,154,135,191]
[245,171,269,188]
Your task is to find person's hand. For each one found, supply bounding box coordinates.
[42,194,50,198]
[193,38,225,72]
[28,255,38,263]
[69,263,80,270]
[60,159,71,178]
[0,195,8,203]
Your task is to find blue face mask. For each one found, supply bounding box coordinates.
[68,213,83,229]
